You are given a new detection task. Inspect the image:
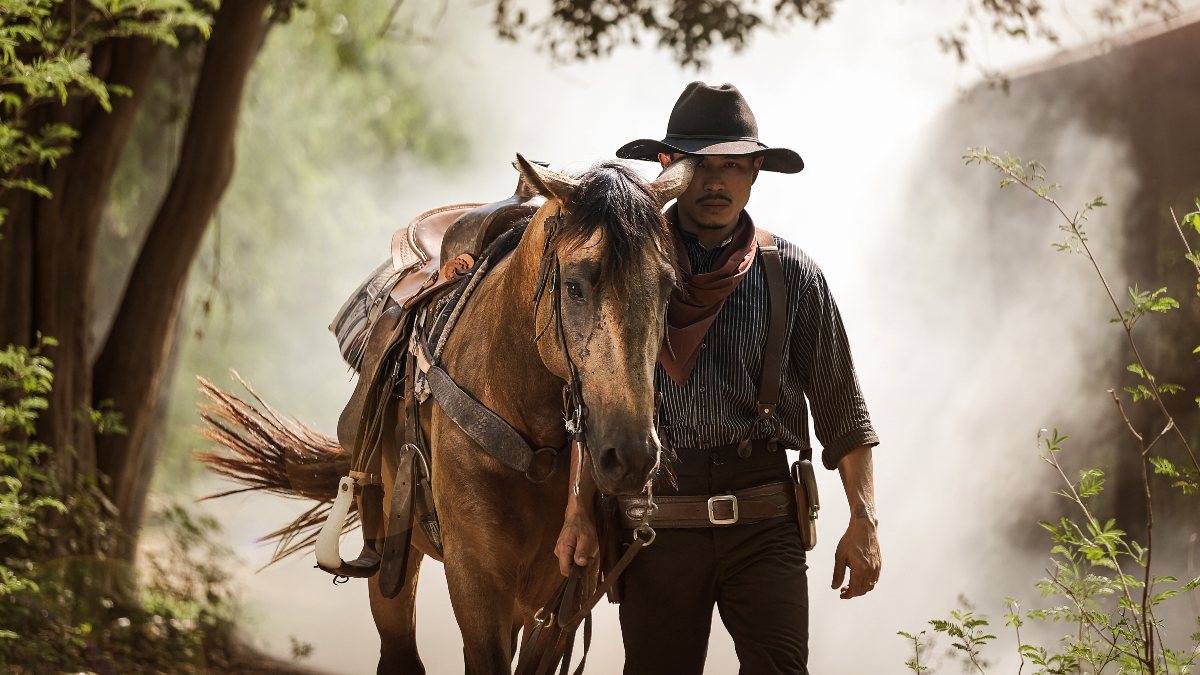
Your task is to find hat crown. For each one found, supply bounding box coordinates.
[666,82,759,140]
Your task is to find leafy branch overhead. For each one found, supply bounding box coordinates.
[493,0,837,67]
[494,0,1184,70]
[0,0,211,217]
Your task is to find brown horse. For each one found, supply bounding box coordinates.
[202,156,698,674]
[369,156,697,674]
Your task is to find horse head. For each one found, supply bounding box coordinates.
[513,154,698,496]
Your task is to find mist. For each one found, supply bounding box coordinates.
[165,0,1200,672]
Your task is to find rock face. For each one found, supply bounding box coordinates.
[884,17,1200,534]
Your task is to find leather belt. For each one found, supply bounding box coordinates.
[617,481,795,528]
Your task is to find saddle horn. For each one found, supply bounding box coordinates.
[645,155,701,208]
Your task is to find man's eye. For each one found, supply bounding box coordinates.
[565,281,585,302]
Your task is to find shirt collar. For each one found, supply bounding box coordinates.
[676,220,739,252]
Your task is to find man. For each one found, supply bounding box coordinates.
[555,81,881,674]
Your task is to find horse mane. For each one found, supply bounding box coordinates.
[552,161,678,294]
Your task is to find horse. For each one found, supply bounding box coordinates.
[199,155,698,674]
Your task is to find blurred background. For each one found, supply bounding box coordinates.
[4,0,1200,671]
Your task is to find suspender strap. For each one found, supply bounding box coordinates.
[754,227,786,421]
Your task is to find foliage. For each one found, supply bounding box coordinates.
[494,0,837,67]
[0,0,211,227]
[0,501,243,673]
[0,343,243,672]
[0,336,65,607]
[897,152,1200,674]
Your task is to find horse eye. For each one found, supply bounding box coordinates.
[565,281,585,302]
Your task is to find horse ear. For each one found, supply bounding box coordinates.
[512,154,579,203]
[645,155,700,207]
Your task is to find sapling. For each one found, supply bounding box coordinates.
[899,150,1200,675]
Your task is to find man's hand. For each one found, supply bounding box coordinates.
[555,441,599,576]
[831,504,880,599]
[555,503,599,576]
[832,446,882,599]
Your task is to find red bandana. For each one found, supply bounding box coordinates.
[659,205,758,386]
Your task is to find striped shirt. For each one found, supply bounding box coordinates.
[656,216,879,471]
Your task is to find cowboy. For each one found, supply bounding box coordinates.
[554,81,882,674]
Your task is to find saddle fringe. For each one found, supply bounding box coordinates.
[194,371,356,570]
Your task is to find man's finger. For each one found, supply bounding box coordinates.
[831,555,847,590]
[558,540,576,576]
[850,567,869,598]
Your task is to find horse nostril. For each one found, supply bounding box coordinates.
[598,447,624,475]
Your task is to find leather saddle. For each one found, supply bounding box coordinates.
[388,176,545,311]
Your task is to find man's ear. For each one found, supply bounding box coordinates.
[751,155,765,184]
[512,153,579,203]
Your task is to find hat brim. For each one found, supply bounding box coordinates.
[616,138,804,174]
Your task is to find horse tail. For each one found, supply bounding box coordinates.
[194,371,359,569]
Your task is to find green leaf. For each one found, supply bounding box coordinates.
[1185,212,1200,234]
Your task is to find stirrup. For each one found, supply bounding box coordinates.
[316,476,380,577]
[317,544,380,578]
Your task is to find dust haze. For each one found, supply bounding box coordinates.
[161,0,1200,672]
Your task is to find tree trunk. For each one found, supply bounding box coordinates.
[0,37,159,490]
[93,0,269,561]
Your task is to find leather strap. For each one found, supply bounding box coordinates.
[517,514,658,675]
[378,443,418,599]
[616,481,795,528]
[754,228,786,420]
[427,365,549,474]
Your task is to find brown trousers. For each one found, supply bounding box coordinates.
[620,441,810,675]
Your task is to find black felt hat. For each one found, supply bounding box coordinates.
[616,82,803,174]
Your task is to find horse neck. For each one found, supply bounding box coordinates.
[446,205,567,448]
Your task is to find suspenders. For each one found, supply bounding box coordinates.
[753,227,787,423]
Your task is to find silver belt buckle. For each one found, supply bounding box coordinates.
[707,495,739,525]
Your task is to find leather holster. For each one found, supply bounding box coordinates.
[791,459,819,551]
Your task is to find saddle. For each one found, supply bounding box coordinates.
[329,177,545,369]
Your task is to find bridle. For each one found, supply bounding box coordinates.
[532,205,590,492]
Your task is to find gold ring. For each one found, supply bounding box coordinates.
[869,581,877,586]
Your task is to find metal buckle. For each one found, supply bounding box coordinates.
[707,495,739,525]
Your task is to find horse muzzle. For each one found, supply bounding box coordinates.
[588,431,659,496]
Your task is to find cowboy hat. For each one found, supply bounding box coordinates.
[616,81,804,174]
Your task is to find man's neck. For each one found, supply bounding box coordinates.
[675,206,742,249]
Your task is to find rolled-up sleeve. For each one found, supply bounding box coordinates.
[790,270,879,469]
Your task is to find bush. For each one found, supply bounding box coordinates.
[0,339,242,674]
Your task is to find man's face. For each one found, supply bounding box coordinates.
[658,153,764,230]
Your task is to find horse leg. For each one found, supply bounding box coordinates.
[444,554,518,675]
[369,544,425,675]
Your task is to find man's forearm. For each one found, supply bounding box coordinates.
[831,444,881,599]
[566,441,596,517]
[837,445,877,524]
